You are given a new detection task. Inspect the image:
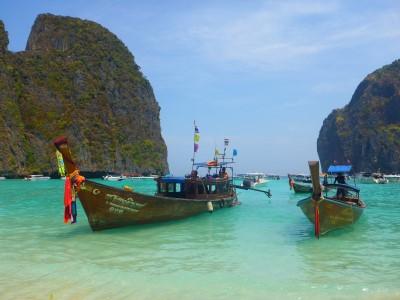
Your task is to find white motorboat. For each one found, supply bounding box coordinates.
[129,176,158,180]
[384,174,400,183]
[237,172,268,187]
[24,174,51,181]
[356,172,388,184]
[0,176,6,180]
[102,175,126,181]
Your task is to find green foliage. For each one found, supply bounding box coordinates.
[0,14,168,176]
[318,58,400,173]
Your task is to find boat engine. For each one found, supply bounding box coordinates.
[243,179,252,188]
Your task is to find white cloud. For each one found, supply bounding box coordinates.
[176,1,400,70]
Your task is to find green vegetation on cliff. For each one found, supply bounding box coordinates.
[318,59,400,173]
[0,14,168,176]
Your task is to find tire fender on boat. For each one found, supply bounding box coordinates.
[207,201,213,213]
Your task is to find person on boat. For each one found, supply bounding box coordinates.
[219,167,229,179]
[334,173,346,185]
[288,175,294,190]
[323,174,328,186]
[334,172,346,199]
[191,170,198,179]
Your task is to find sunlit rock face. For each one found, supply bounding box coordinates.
[0,14,168,177]
[318,59,400,173]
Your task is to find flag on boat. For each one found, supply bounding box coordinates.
[194,125,200,153]
[56,150,66,177]
[215,148,220,156]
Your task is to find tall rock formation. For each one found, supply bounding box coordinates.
[318,59,400,173]
[0,14,168,176]
[0,20,8,53]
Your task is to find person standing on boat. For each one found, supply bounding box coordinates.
[334,173,346,185]
[288,175,294,190]
[219,167,228,179]
[334,172,346,199]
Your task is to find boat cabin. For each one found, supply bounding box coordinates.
[156,161,235,199]
[156,176,232,199]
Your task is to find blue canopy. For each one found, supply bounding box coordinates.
[159,176,185,184]
[327,165,352,174]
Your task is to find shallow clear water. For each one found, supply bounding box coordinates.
[0,179,399,299]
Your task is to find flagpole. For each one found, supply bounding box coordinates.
[192,120,199,171]
[192,121,195,170]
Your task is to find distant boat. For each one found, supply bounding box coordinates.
[265,174,280,180]
[54,136,240,231]
[384,174,400,183]
[103,175,126,181]
[24,175,51,181]
[288,174,313,193]
[0,176,6,180]
[356,172,388,184]
[129,175,158,180]
[297,163,366,238]
[237,172,268,188]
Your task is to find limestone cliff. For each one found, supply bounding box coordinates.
[0,14,168,177]
[318,59,400,173]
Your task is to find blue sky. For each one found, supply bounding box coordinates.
[1,0,400,175]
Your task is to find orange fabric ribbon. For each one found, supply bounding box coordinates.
[64,176,72,223]
[69,169,85,191]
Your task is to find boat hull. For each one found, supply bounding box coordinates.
[78,180,237,231]
[297,197,365,235]
[293,182,313,193]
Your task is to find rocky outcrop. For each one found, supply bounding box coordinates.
[318,59,400,173]
[0,14,168,177]
[0,20,8,53]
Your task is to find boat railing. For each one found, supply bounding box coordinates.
[323,183,360,193]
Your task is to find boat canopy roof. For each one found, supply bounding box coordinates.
[193,161,234,168]
[159,176,186,184]
[327,165,352,174]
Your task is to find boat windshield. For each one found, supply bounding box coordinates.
[323,183,360,203]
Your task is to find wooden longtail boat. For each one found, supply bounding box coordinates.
[288,174,313,193]
[54,137,239,231]
[292,182,313,193]
[297,161,366,238]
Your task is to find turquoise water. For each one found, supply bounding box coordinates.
[1,179,400,299]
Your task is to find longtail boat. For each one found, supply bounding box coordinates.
[288,174,313,193]
[297,162,366,238]
[54,136,240,231]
